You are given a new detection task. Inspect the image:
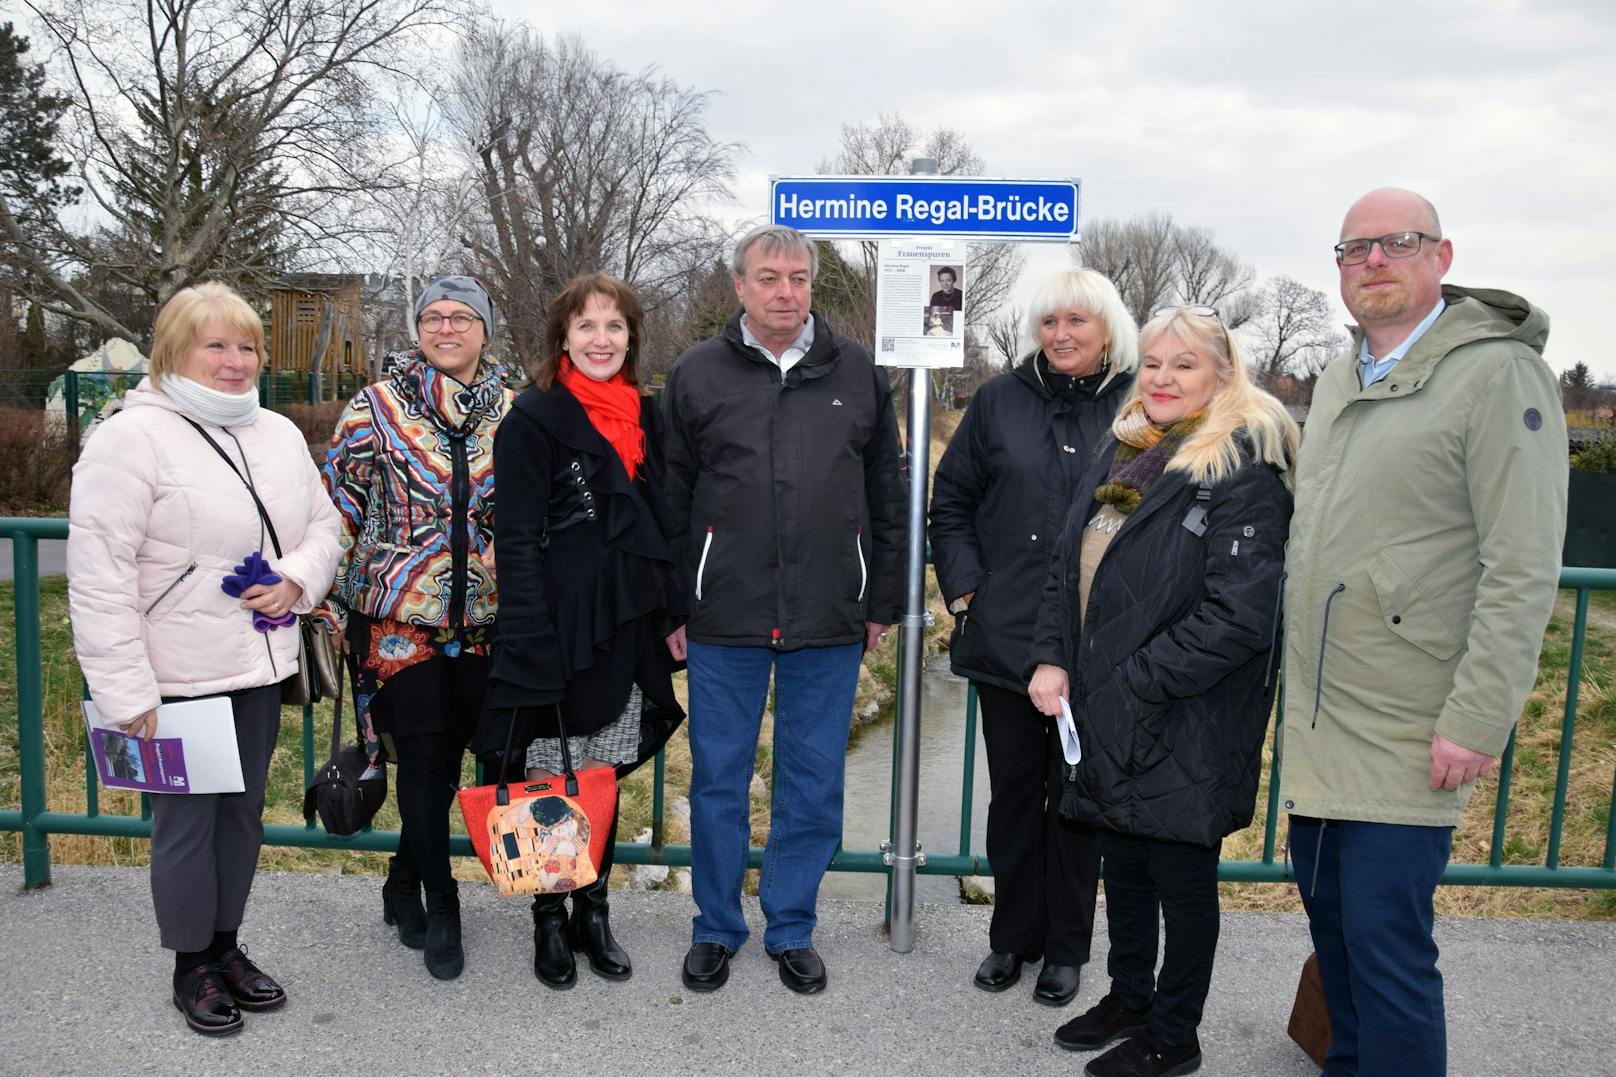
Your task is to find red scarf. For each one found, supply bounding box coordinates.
[557,355,645,480]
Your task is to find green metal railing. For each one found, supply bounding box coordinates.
[6,514,1616,895]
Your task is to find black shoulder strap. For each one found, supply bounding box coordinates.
[181,416,283,558]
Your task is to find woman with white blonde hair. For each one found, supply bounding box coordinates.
[930,267,1138,1006]
[1027,306,1298,1077]
[67,282,342,1036]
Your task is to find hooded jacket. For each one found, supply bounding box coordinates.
[930,353,1133,693]
[321,352,513,633]
[67,378,343,724]
[1278,285,1568,827]
[1028,437,1292,847]
[661,310,906,649]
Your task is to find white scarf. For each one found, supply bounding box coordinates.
[161,375,261,428]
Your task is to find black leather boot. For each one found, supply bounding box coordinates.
[570,804,631,981]
[422,886,463,981]
[382,854,427,950]
[570,880,631,981]
[532,894,576,989]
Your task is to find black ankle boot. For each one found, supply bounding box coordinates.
[570,876,631,981]
[423,887,463,981]
[382,855,427,950]
[532,895,576,990]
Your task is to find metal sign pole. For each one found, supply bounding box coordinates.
[884,158,937,954]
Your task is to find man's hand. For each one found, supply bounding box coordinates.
[1028,664,1069,717]
[666,626,687,661]
[121,709,158,741]
[865,622,891,651]
[1429,732,1497,791]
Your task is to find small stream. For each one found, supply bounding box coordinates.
[822,656,994,904]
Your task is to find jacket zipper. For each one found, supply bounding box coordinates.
[695,526,714,601]
[855,525,867,602]
[143,563,197,616]
[447,431,471,633]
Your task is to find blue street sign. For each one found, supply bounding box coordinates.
[771,176,1080,242]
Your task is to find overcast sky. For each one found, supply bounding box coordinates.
[498,0,1616,380]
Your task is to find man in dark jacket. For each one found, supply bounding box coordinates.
[663,224,906,995]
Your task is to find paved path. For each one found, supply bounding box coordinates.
[2,865,1612,1075]
[0,537,66,581]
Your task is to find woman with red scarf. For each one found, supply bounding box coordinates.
[479,272,685,989]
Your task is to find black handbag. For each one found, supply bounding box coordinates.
[183,417,341,705]
[302,652,387,836]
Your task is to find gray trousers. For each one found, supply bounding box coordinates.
[148,684,281,952]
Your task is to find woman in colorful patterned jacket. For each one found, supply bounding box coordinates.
[322,275,513,981]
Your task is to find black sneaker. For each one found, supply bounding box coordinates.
[1055,993,1152,1051]
[1084,1035,1202,1077]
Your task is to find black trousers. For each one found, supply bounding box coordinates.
[1099,830,1222,1048]
[148,684,281,951]
[976,681,1100,965]
[372,652,488,896]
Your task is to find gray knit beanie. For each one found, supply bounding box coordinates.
[415,275,495,333]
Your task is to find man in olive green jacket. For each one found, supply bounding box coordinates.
[1280,188,1567,1077]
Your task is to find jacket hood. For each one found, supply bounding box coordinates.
[1348,284,1549,367]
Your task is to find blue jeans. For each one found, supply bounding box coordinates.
[686,640,863,953]
[1289,817,1452,1077]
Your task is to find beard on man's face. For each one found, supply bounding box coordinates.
[1347,272,1411,322]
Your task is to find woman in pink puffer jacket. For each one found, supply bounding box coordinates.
[67,282,341,1038]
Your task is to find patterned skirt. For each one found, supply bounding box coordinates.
[525,684,643,773]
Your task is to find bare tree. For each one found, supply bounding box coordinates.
[1073,213,1257,329]
[982,306,1025,369]
[1172,225,1256,327]
[5,0,458,340]
[1243,275,1345,385]
[1074,213,1177,327]
[818,112,1026,338]
[448,24,738,363]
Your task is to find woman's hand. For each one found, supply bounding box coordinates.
[479,541,496,576]
[666,625,687,661]
[1028,664,1069,717]
[121,709,158,741]
[239,579,304,619]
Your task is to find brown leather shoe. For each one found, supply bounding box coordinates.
[217,946,287,1011]
[172,962,244,1036]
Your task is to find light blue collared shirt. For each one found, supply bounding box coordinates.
[740,314,815,374]
[1359,299,1446,388]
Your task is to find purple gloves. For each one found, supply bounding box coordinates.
[220,550,296,632]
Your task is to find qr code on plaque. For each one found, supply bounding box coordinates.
[880,337,895,352]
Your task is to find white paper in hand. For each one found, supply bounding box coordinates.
[1057,696,1082,765]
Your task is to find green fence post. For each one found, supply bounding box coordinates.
[1261,686,1285,866]
[959,682,977,858]
[64,370,81,451]
[1489,727,1519,868]
[303,701,318,830]
[651,750,666,848]
[13,532,51,888]
[1546,588,1590,869]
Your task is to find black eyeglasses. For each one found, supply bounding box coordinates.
[1333,231,1439,266]
[1151,305,1220,320]
[419,311,483,332]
